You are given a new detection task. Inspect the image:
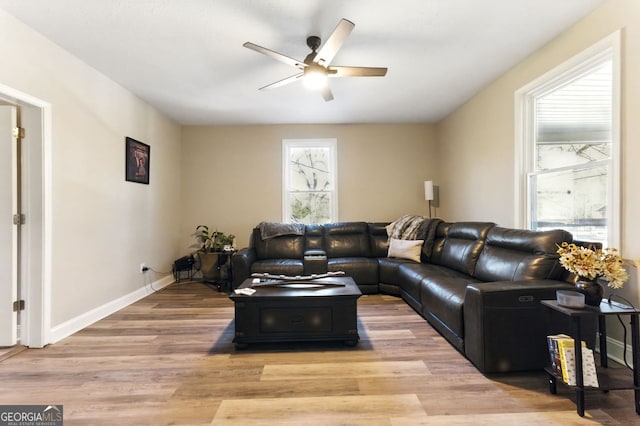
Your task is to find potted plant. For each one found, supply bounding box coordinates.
[194,225,235,282]
[556,242,637,306]
[214,232,236,252]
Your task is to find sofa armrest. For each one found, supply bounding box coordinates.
[465,280,573,305]
[232,248,256,289]
[463,279,581,373]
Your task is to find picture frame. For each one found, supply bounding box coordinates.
[125,137,150,184]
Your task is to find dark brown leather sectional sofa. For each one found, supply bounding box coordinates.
[232,220,590,374]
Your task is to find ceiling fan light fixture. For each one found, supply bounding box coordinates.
[244,18,385,100]
[302,67,328,90]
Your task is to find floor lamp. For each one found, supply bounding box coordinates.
[424,181,434,218]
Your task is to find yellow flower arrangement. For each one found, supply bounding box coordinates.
[556,242,637,289]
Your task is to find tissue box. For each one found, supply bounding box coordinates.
[556,290,585,308]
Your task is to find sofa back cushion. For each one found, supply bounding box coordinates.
[424,222,451,262]
[430,222,495,276]
[304,224,324,251]
[252,228,305,259]
[368,222,390,258]
[323,222,371,258]
[474,227,572,281]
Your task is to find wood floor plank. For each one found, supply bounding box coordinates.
[0,281,638,424]
[261,360,430,381]
[212,394,426,425]
[390,410,618,425]
[360,329,416,340]
[173,377,361,400]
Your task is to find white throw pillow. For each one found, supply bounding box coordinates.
[388,238,423,263]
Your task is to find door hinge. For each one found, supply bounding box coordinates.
[13,214,25,225]
[13,300,25,312]
[12,127,25,139]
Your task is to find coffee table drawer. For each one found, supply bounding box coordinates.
[261,307,332,333]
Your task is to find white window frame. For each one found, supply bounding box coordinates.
[514,31,621,247]
[282,138,338,224]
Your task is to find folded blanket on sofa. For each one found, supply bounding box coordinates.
[387,215,427,240]
[259,221,305,240]
[387,215,442,257]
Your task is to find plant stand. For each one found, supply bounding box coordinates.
[198,250,235,292]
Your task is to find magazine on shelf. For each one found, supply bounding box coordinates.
[547,334,570,377]
[561,345,599,387]
[547,334,598,387]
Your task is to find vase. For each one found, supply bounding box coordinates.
[575,278,604,307]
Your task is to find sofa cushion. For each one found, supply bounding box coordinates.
[388,238,423,262]
[423,222,451,262]
[250,259,304,276]
[323,222,371,258]
[304,224,324,251]
[396,263,428,306]
[252,228,305,260]
[396,262,471,311]
[474,227,572,282]
[328,257,378,285]
[378,257,414,285]
[432,222,495,276]
[420,276,479,339]
[368,222,390,258]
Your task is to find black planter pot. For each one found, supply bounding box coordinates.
[575,278,604,307]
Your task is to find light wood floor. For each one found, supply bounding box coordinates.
[0,281,638,425]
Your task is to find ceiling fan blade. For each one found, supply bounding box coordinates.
[259,73,304,90]
[314,18,355,65]
[329,66,388,77]
[321,85,334,102]
[243,42,306,70]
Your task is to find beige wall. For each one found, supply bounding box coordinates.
[436,0,640,307]
[0,9,183,329]
[181,124,438,249]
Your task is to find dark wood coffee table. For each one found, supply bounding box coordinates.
[229,276,362,348]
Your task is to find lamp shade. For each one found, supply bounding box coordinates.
[424,181,434,201]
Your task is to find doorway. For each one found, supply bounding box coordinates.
[0,83,50,349]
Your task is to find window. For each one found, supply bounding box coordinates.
[283,139,337,224]
[515,32,620,247]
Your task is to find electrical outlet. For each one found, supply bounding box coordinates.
[140,263,148,273]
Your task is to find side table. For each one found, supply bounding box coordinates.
[541,300,640,416]
[202,250,236,292]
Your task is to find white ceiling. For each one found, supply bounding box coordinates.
[0,0,605,125]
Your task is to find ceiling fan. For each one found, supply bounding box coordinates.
[243,18,388,101]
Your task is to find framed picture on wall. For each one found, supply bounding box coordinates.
[125,137,150,184]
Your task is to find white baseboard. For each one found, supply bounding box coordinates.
[600,335,634,368]
[49,275,175,344]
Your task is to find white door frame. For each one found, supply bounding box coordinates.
[0,105,18,346]
[0,82,52,348]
